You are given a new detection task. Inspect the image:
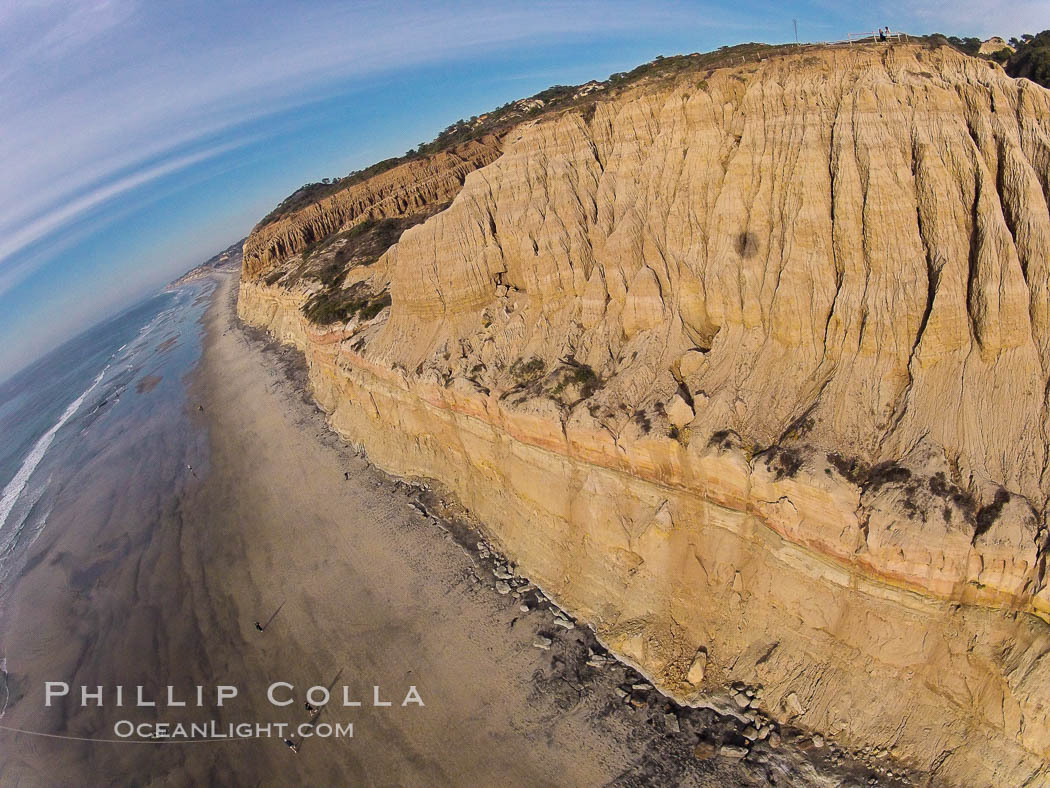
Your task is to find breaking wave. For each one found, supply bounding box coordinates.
[0,365,109,533]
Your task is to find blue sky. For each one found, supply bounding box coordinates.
[0,0,1045,380]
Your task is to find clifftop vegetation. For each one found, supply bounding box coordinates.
[255,32,1050,235]
[1005,30,1050,87]
[923,29,1050,86]
[254,42,807,231]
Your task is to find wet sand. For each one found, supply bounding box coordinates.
[0,273,874,785]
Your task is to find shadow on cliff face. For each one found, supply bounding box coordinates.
[736,231,760,259]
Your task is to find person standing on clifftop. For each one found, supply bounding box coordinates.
[879,27,888,42]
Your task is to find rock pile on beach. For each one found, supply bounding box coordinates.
[237,40,1050,784]
[430,495,915,784]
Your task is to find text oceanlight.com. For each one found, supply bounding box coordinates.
[112,720,354,740]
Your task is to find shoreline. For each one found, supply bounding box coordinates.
[238,242,1050,786]
[215,273,912,785]
[0,270,903,784]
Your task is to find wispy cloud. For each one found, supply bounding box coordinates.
[0,138,255,297]
[0,1,714,282]
[0,0,1045,379]
[891,0,1047,35]
[806,0,1047,38]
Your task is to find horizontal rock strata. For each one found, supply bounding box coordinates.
[243,136,502,279]
[240,43,1050,786]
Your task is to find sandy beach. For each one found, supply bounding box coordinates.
[0,273,875,785]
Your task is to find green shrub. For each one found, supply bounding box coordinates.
[302,286,391,326]
[509,357,545,382]
[568,364,600,398]
[256,43,802,233]
[358,293,392,321]
[1006,30,1050,88]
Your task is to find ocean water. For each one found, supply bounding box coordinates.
[0,280,214,590]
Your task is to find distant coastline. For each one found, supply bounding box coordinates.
[166,237,245,290]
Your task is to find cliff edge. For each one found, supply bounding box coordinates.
[239,42,1050,786]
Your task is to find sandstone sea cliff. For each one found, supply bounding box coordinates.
[238,43,1050,786]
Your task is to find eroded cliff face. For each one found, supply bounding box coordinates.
[240,44,1050,785]
[242,135,502,279]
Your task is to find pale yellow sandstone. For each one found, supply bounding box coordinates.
[239,44,1050,786]
[685,649,707,686]
[242,136,502,279]
[665,394,694,429]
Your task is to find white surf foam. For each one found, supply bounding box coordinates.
[0,365,109,532]
[0,655,8,720]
